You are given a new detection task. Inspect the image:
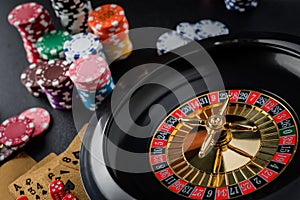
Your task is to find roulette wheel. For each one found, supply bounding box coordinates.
[80,32,300,200]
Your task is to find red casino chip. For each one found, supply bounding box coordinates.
[0,116,34,147]
[8,3,55,63]
[62,193,79,200]
[7,2,43,26]
[19,107,51,137]
[49,180,66,200]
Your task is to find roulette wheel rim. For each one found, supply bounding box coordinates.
[80,32,300,200]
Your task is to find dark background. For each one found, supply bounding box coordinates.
[1,0,300,162]
[1,0,300,198]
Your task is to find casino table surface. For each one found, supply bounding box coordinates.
[1,0,300,198]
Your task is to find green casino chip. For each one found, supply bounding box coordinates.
[36,30,71,60]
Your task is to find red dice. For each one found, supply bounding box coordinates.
[16,196,28,200]
[62,193,79,200]
[49,180,66,200]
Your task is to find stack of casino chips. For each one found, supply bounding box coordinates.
[20,63,44,97]
[69,54,115,111]
[35,60,73,110]
[225,0,258,12]
[8,2,55,63]
[36,30,71,60]
[88,4,133,62]
[51,0,92,34]
[63,32,106,63]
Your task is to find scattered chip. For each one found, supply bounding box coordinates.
[0,116,34,147]
[19,107,51,137]
[156,30,191,55]
[225,0,258,12]
[176,22,203,41]
[194,19,229,39]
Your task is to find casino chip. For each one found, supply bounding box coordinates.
[194,19,229,39]
[0,144,14,162]
[225,0,258,12]
[36,30,71,60]
[51,0,92,34]
[63,32,105,62]
[156,30,192,55]
[88,4,126,40]
[176,22,203,41]
[8,3,55,63]
[103,33,133,61]
[19,107,51,137]
[69,54,115,110]
[88,4,132,61]
[0,116,34,147]
[35,60,73,110]
[20,63,44,97]
[8,3,43,26]
[51,0,88,15]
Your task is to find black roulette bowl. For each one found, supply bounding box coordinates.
[80,32,300,200]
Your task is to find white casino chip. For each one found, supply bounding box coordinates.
[195,19,229,39]
[176,22,203,41]
[156,31,192,55]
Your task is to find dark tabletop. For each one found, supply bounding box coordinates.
[0,0,300,168]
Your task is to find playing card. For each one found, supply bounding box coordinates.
[27,153,57,174]
[0,152,36,200]
[44,164,89,199]
[8,154,59,200]
[8,172,50,200]
[58,124,87,170]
